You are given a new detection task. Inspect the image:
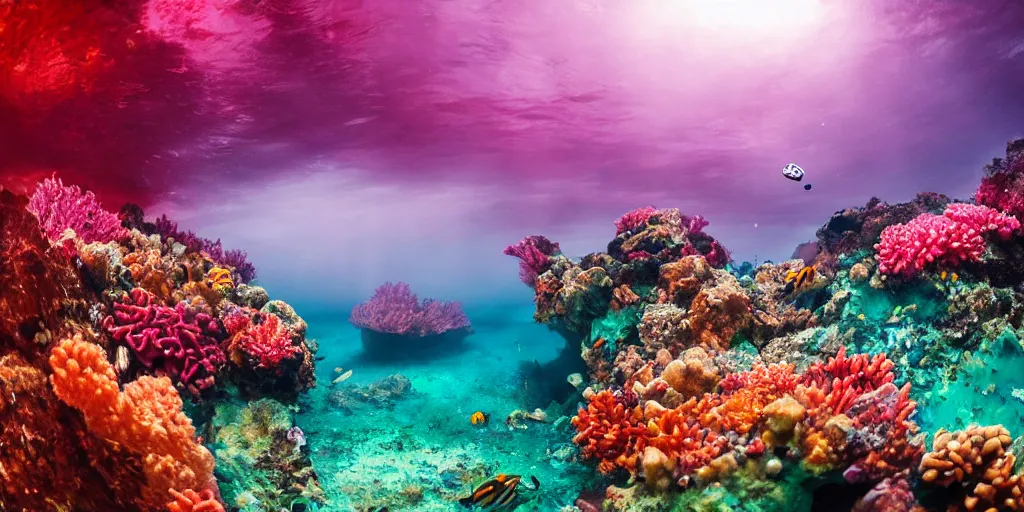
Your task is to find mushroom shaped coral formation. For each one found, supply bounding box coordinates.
[49,335,219,509]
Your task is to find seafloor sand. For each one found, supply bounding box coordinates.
[298,303,594,511]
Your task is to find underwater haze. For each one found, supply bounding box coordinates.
[3,0,1024,511]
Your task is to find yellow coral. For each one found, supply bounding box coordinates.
[49,335,217,508]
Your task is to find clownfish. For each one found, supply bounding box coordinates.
[783,265,816,295]
[470,411,490,426]
[458,474,540,510]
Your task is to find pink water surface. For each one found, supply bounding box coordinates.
[1,0,1022,309]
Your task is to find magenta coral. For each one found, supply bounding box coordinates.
[27,175,126,244]
[152,214,257,283]
[102,288,226,394]
[615,206,658,235]
[349,282,471,336]
[975,139,1024,218]
[874,203,1020,277]
[223,309,301,369]
[503,235,562,286]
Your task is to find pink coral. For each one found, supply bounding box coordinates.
[103,288,226,394]
[874,203,1020,277]
[503,235,561,286]
[349,282,471,336]
[27,175,126,244]
[615,206,658,235]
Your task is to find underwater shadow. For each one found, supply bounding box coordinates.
[339,328,473,366]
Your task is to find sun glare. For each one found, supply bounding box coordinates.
[631,0,825,41]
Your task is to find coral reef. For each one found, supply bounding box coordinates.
[505,140,1024,512]
[0,180,316,511]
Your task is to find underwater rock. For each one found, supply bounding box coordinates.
[329,374,414,410]
[211,398,325,510]
[231,284,270,310]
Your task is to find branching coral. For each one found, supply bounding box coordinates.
[571,390,648,474]
[224,308,302,370]
[27,175,126,244]
[152,214,257,283]
[50,335,219,509]
[975,138,1024,219]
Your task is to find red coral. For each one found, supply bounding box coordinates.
[166,489,225,512]
[0,189,86,356]
[224,310,301,369]
[615,206,658,235]
[103,288,226,395]
[571,390,648,473]
[799,347,896,417]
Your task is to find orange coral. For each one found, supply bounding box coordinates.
[657,255,712,303]
[124,247,176,301]
[646,395,730,480]
[49,335,219,508]
[659,347,720,399]
[611,284,640,310]
[167,489,225,512]
[919,425,1023,512]
[571,390,648,473]
[712,363,798,434]
[686,274,752,351]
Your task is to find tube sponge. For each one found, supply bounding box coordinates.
[49,334,219,509]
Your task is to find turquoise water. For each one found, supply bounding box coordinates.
[299,305,589,511]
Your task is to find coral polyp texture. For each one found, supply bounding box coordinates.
[350,281,472,360]
[0,178,316,511]
[504,139,1024,512]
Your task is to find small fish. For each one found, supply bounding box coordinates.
[332,369,353,385]
[458,474,540,510]
[940,271,948,281]
[951,272,959,283]
[470,411,490,426]
[591,338,606,351]
[783,265,816,295]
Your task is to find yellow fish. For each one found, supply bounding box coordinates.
[783,266,816,295]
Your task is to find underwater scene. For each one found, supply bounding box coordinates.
[2,1,1024,511]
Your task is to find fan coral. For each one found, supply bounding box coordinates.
[102,288,226,395]
[26,175,126,244]
[874,203,1019,277]
[349,282,471,336]
[503,235,562,286]
[50,335,219,509]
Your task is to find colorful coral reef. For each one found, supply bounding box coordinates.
[507,139,1024,511]
[0,178,317,511]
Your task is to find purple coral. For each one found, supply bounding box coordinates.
[350,282,471,336]
[152,214,257,283]
[102,288,226,394]
[503,235,562,286]
[27,175,126,244]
